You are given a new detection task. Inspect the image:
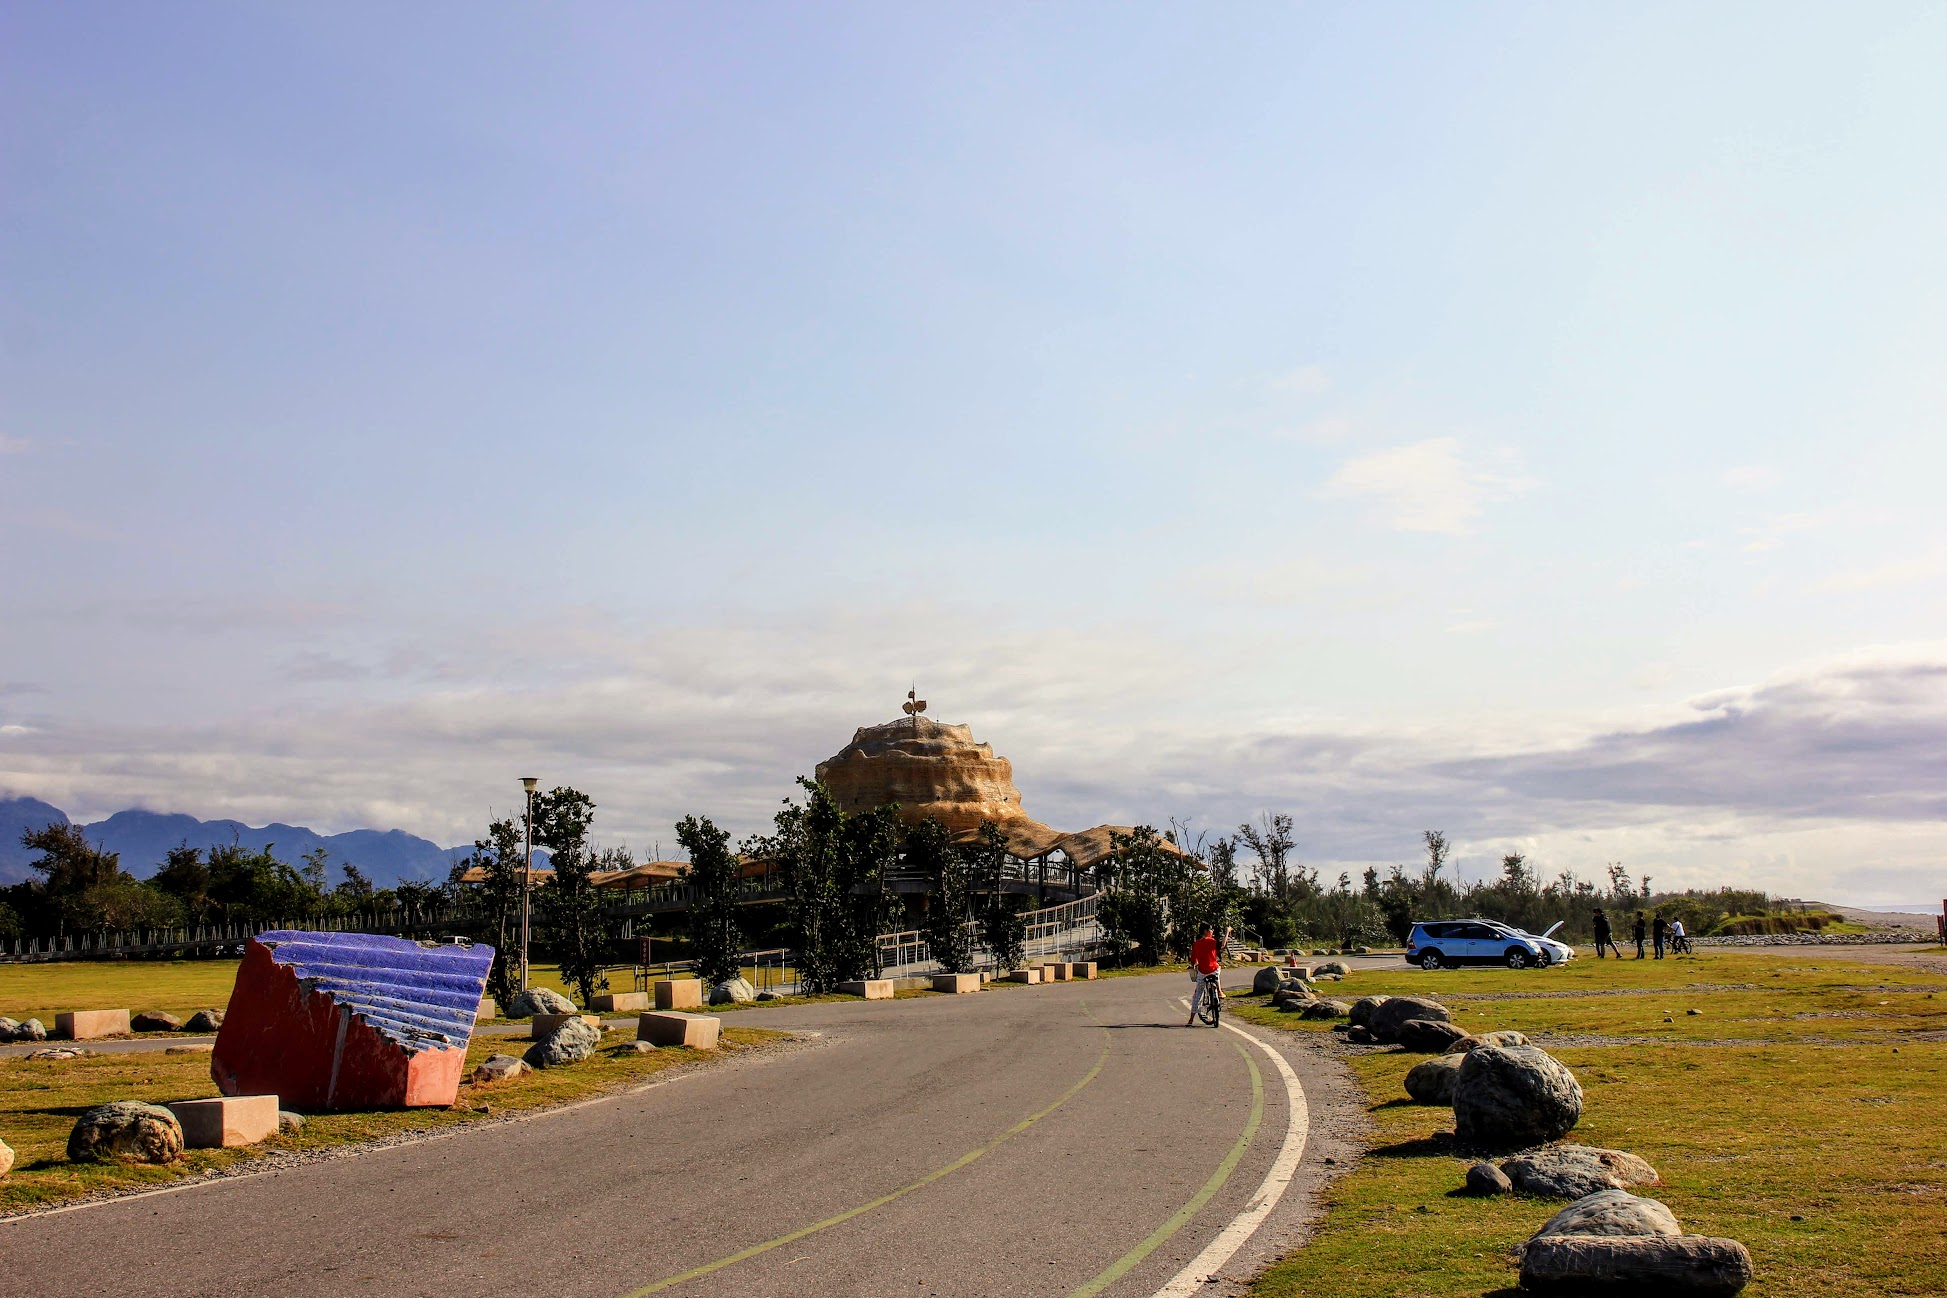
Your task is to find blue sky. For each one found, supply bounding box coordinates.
[4,5,1945,902]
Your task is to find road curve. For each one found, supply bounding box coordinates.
[2,971,1361,1298]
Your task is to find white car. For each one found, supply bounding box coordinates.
[1519,921,1574,965]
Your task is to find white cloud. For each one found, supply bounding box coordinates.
[0,435,29,456]
[1319,438,1538,535]
[1268,363,1330,396]
[1809,549,1947,595]
[1722,465,1780,492]
[1740,508,1845,553]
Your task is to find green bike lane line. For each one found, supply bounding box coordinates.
[1063,1042,1265,1298]
[616,1028,1114,1297]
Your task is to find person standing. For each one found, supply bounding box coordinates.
[1652,913,1667,959]
[1633,911,1648,959]
[1592,908,1615,959]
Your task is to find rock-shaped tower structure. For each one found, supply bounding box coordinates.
[815,715,1056,842]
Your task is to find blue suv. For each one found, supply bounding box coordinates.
[1406,919,1546,970]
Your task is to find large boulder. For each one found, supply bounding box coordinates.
[1301,1000,1350,1020]
[1531,1188,1679,1239]
[1504,1146,1659,1199]
[505,987,576,1018]
[184,1009,224,1033]
[1314,960,1353,976]
[277,1111,305,1134]
[131,1011,183,1033]
[14,1018,46,1043]
[708,977,756,1006]
[1453,1045,1582,1151]
[1404,1053,1465,1104]
[1397,1018,1470,1053]
[67,1101,184,1164]
[1346,1025,1376,1044]
[1348,995,1391,1028]
[0,1017,18,1041]
[1520,1235,1753,1294]
[523,1016,601,1069]
[1445,1030,1530,1055]
[1465,1161,1512,1195]
[1368,996,1450,1043]
[1252,967,1286,995]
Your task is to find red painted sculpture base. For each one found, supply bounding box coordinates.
[212,940,468,1109]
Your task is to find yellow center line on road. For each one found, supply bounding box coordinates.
[618,1029,1114,1296]
[1064,1042,1264,1298]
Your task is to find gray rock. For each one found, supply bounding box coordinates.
[1252,966,1286,995]
[472,1053,532,1084]
[1504,1146,1659,1199]
[523,1016,602,1069]
[0,1017,18,1042]
[1531,1188,1680,1239]
[67,1101,184,1164]
[708,976,756,1006]
[623,1040,658,1053]
[14,1018,46,1043]
[504,987,576,1018]
[1397,1018,1470,1053]
[1465,1161,1511,1195]
[1404,1053,1465,1104]
[755,991,782,1002]
[1348,995,1391,1028]
[28,1047,91,1061]
[277,1110,305,1134]
[1520,1234,1753,1294]
[1368,996,1450,1043]
[1453,1045,1583,1151]
[1444,1029,1530,1055]
[1346,1025,1376,1044]
[1315,960,1353,976]
[1273,991,1316,1012]
[184,1009,224,1033]
[131,1011,183,1033]
[1301,999,1350,1020]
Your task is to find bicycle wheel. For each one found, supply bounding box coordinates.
[1197,978,1221,1026]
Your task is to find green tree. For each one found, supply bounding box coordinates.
[206,841,322,920]
[529,787,612,1007]
[748,778,901,993]
[452,819,524,1008]
[675,814,745,986]
[151,843,214,922]
[909,817,976,974]
[1099,826,1196,965]
[958,821,1025,972]
[19,824,182,934]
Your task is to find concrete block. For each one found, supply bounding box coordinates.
[530,1013,600,1041]
[1071,962,1098,980]
[655,980,704,1011]
[838,980,894,999]
[1048,964,1072,981]
[931,973,979,994]
[56,1009,131,1040]
[590,991,649,1012]
[476,997,498,1021]
[636,1012,721,1050]
[168,1094,280,1148]
[1007,969,1040,984]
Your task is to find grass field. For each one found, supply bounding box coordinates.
[0,1021,785,1214]
[1237,950,1947,1297]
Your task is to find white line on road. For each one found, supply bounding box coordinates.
[1152,1002,1310,1297]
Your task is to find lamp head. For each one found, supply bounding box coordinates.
[521,777,538,793]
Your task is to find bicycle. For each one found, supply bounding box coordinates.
[1189,970,1222,1027]
[1669,933,1694,956]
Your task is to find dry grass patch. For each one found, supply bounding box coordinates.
[0,1024,784,1215]
[1238,953,1947,1298]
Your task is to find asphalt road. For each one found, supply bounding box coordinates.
[1,970,1364,1298]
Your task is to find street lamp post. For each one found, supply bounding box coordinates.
[520,777,538,992]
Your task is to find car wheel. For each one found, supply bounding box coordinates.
[1505,948,1531,969]
[1420,950,1445,971]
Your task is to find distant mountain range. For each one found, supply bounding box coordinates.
[0,796,475,890]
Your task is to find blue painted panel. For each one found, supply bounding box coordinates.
[256,930,495,1054]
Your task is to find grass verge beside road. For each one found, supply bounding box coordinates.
[1236,951,1947,1298]
[0,1024,785,1215]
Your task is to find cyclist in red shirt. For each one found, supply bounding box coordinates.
[1187,924,1222,1025]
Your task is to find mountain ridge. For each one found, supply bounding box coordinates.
[0,797,471,889]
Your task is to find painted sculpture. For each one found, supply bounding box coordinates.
[212,930,494,1110]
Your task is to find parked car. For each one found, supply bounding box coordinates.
[1519,921,1575,966]
[1405,919,1547,970]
